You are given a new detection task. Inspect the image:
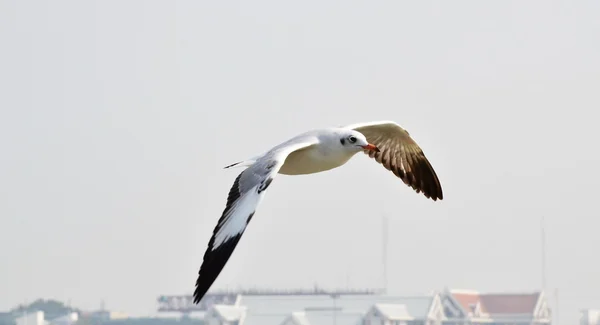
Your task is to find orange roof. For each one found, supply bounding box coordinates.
[450,290,540,315]
[479,293,540,314]
[452,292,484,313]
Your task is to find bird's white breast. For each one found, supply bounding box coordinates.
[278,144,356,175]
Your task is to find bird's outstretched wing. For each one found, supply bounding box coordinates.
[193,140,318,304]
[344,121,443,201]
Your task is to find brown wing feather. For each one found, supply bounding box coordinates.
[352,123,443,201]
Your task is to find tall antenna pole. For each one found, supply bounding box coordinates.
[541,216,547,291]
[382,215,388,294]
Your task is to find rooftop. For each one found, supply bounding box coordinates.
[238,294,438,325]
[447,289,542,315]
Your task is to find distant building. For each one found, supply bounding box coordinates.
[277,310,359,325]
[79,310,129,321]
[359,294,446,325]
[360,304,413,325]
[441,289,551,325]
[14,311,78,325]
[237,292,444,325]
[580,309,600,325]
[280,312,311,325]
[162,288,555,325]
[157,289,382,315]
[204,305,247,325]
[46,313,78,325]
[15,311,45,325]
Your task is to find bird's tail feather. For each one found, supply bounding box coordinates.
[223,158,256,169]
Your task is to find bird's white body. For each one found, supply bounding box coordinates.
[268,128,361,175]
[226,128,364,175]
[279,143,356,175]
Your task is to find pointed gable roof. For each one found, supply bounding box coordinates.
[210,304,247,322]
[370,304,413,320]
[445,289,542,317]
[281,312,311,325]
[450,291,483,314]
[479,293,540,314]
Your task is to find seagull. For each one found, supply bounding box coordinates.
[192,120,443,303]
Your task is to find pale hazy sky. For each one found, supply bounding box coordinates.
[1,0,599,323]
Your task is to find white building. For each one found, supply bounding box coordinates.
[280,312,311,325]
[15,312,45,325]
[441,289,551,325]
[235,292,444,325]
[359,295,446,325]
[360,304,413,325]
[14,311,78,325]
[47,313,78,325]
[204,304,247,325]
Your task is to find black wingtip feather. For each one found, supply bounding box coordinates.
[193,234,243,304]
[193,172,245,304]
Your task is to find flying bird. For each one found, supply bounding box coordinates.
[192,121,443,303]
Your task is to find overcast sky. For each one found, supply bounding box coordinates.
[1,0,599,323]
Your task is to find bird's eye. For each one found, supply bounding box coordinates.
[349,136,357,143]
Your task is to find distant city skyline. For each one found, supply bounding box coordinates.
[6,288,560,325]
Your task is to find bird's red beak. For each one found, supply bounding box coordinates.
[362,143,380,152]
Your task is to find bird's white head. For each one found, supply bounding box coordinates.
[337,130,380,153]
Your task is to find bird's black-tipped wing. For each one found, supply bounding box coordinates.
[193,172,251,303]
[345,121,443,201]
[192,140,318,304]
